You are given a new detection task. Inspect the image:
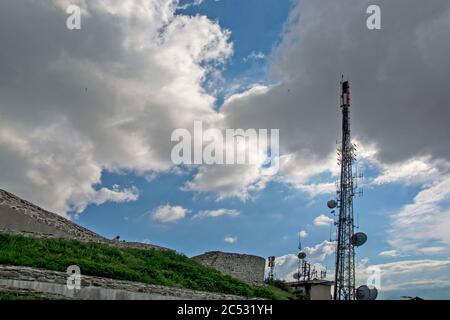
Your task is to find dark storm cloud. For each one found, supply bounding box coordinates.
[224,0,450,163]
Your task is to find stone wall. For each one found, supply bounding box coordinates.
[0,265,247,300]
[192,251,266,285]
[0,189,169,251]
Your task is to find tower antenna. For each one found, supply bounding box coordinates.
[328,78,368,300]
[267,256,276,282]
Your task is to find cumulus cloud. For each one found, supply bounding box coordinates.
[298,230,308,238]
[388,174,450,254]
[151,204,188,223]
[224,235,237,244]
[273,253,450,298]
[70,185,140,214]
[314,214,334,227]
[268,253,299,281]
[267,240,335,280]
[0,0,232,215]
[303,240,336,263]
[192,208,240,219]
[372,156,448,186]
[184,163,270,201]
[356,258,450,298]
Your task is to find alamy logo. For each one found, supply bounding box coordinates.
[66,5,81,30]
[66,265,81,290]
[171,121,279,175]
[366,5,381,30]
[366,266,381,289]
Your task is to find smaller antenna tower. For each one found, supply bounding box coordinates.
[267,256,276,282]
[293,231,327,282]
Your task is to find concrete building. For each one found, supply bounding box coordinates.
[288,280,334,300]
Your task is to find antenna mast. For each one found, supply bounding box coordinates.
[326,79,372,300]
[267,256,276,282]
[334,78,356,300]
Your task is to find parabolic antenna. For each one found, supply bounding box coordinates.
[327,200,338,209]
[351,232,368,247]
[293,272,301,280]
[298,252,306,260]
[356,285,378,300]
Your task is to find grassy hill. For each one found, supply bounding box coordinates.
[0,233,292,299]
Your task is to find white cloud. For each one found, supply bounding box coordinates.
[177,0,205,10]
[182,109,276,201]
[313,214,334,227]
[70,185,140,214]
[0,0,232,215]
[272,254,450,298]
[183,146,340,202]
[243,51,266,62]
[267,240,335,281]
[224,235,237,244]
[379,250,401,257]
[184,163,270,201]
[192,208,240,219]
[151,204,188,223]
[268,253,299,281]
[356,258,450,297]
[388,174,450,254]
[303,240,335,263]
[298,230,308,238]
[372,156,447,186]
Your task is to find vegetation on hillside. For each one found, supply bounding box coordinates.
[265,279,308,300]
[0,233,290,299]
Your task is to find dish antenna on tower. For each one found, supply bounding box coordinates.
[327,200,338,209]
[356,285,378,300]
[351,232,368,247]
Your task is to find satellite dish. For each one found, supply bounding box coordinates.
[351,232,368,247]
[369,287,378,300]
[356,285,378,300]
[293,272,301,280]
[327,200,338,209]
[298,252,306,260]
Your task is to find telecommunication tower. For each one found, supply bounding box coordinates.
[328,79,368,300]
[267,256,276,282]
[293,233,327,282]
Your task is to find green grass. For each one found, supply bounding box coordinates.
[0,233,288,299]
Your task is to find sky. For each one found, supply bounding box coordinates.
[1,0,450,300]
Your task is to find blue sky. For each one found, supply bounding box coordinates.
[2,0,450,300]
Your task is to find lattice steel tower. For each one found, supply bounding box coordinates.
[334,79,356,300]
